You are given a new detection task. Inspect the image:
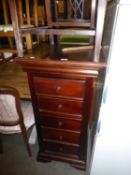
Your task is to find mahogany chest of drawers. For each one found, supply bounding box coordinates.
[18,47,106,170]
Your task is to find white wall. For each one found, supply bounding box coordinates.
[91,1,131,175]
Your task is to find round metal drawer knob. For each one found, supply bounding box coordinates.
[58,121,63,127]
[56,86,61,92]
[59,136,63,140]
[58,104,63,109]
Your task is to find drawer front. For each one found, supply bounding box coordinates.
[43,141,79,155]
[34,77,85,99]
[38,96,83,115]
[40,117,81,131]
[42,128,80,144]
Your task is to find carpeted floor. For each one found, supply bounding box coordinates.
[0,128,87,175]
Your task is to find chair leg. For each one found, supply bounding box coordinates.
[20,124,32,157]
[0,134,3,153]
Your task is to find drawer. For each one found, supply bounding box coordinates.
[42,128,80,144]
[43,141,79,156]
[38,96,83,115]
[33,77,85,99]
[40,117,81,131]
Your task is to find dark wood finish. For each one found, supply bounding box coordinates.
[37,96,83,115]
[33,77,85,99]
[42,141,79,155]
[86,68,106,173]
[7,0,108,171]
[40,116,81,131]
[41,127,80,144]
[17,42,107,170]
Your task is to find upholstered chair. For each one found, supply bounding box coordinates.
[0,86,35,156]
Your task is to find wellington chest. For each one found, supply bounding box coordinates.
[17,44,106,170]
